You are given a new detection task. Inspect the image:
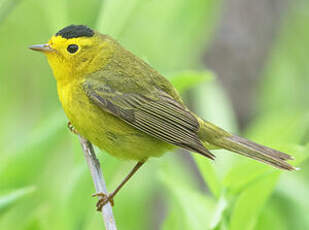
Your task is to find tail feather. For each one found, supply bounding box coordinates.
[217,135,295,170]
[198,120,296,171]
[229,135,294,161]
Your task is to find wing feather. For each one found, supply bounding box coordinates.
[83,80,214,159]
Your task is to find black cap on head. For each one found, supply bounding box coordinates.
[55,25,94,39]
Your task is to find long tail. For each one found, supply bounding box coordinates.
[198,120,296,171]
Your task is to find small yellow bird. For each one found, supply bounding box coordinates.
[30,25,295,210]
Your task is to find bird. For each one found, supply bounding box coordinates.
[29,24,295,211]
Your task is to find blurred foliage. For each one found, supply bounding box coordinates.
[0,0,308,229]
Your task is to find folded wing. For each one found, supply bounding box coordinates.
[83,79,214,159]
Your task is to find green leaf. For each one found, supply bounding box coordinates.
[223,162,271,194]
[0,186,36,214]
[193,154,221,198]
[223,112,309,195]
[209,194,228,229]
[169,70,214,93]
[0,110,67,187]
[230,172,279,230]
[159,166,215,230]
[255,201,288,230]
[222,142,307,195]
[2,110,66,158]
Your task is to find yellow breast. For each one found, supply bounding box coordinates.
[57,80,173,160]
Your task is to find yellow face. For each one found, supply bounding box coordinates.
[48,35,94,63]
[30,31,114,84]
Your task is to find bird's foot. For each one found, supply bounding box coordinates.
[92,192,115,211]
[67,121,79,135]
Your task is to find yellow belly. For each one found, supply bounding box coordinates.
[58,81,173,160]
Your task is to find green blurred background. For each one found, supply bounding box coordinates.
[1,0,309,229]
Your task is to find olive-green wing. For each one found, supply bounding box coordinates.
[83,79,214,159]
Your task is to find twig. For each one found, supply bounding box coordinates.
[78,135,117,230]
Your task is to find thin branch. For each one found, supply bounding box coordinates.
[78,135,117,230]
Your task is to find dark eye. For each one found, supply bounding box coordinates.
[67,44,79,54]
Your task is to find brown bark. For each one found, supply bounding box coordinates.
[204,0,290,128]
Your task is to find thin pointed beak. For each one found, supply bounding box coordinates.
[29,44,54,52]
